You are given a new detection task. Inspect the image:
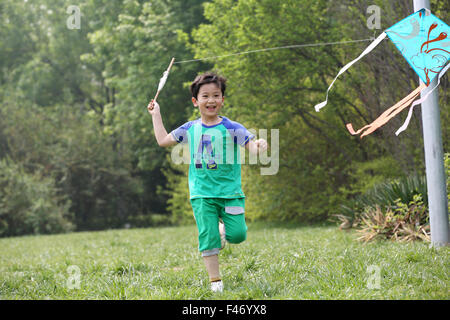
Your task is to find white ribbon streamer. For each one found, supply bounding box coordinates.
[395,62,449,136]
[315,32,387,112]
[158,71,169,91]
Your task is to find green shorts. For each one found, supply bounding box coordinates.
[190,197,247,256]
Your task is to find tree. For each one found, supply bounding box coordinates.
[179,0,447,222]
[84,0,211,215]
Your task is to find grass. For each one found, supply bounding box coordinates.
[0,222,448,299]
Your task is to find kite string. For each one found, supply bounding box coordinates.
[174,37,382,64]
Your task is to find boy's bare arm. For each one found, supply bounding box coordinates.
[147,100,177,147]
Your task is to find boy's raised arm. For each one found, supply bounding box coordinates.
[147,100,177,147]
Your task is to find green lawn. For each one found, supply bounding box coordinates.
[0,222,448,299]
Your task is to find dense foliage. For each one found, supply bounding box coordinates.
[0,0,448,236]
[0,157,73,237]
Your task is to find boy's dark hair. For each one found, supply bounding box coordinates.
[190,72,226,99]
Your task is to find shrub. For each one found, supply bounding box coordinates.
[356,195,430,242]
[336,174,427,230]
[161,154,194,226]
[364,175,428,208]
[1,103,148,231]
[127,213,173,228]
[0,158,74,237]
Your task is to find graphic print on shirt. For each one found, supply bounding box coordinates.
[195,134,218,170]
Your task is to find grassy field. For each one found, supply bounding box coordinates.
[0,222,448,300]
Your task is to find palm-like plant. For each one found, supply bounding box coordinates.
[334,174,429,239]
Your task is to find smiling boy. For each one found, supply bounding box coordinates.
[147,72,267,292]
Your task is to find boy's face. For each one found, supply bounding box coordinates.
[192,83,224,119]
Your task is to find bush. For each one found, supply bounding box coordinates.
[1,103,149,231]
[356,195,430,242]
[126,213,173,228]
[161,154,194,226]
[0,158,74,237]
[337,174,427,229]
[364,175,428,208]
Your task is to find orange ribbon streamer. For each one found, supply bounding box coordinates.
[346,82,427,138]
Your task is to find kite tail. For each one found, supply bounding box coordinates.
[346,123,371,135]
[314,32,387,112]
[395,62,450,136]
[346,82,427,138]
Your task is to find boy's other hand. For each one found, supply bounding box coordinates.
[255,139,268,153]
[147,100,160,116]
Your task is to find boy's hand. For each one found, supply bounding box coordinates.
[147,99,160,116]
[254,139,268,153]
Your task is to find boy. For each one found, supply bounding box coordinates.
[147,72,267,292]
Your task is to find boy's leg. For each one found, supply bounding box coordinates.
[190,198,223,282]
[220,198,247,244]
[203,254,221,282]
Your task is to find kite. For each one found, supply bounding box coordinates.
[314,8,449,138]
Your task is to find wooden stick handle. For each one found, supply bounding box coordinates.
[167,57,175,73]
[153,91,161,103]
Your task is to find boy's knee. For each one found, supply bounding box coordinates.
[227,227,247,244]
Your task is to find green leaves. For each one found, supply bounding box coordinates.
[0,158,74,237]
[363,175,428,209]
